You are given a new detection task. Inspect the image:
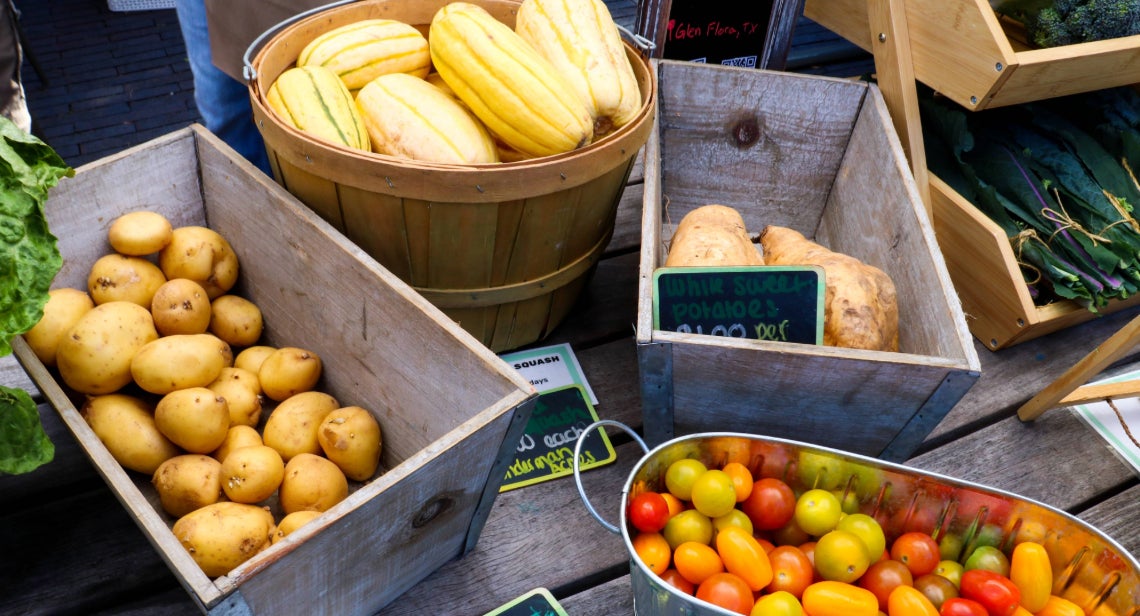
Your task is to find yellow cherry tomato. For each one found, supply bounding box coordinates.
[801,580,879,616]
[751,590,803,616]
[1035,595,1086,616]
[1009,541,1052,612]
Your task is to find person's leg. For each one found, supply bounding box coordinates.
[174,0,271,174]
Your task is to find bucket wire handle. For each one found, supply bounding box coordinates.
[574,419,648,535]
[616,24,656,55]
[243,0,357,83]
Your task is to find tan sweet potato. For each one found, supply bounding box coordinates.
[760,225,898,351]
[665,204,764,267]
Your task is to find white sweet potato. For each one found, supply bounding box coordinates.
[665,204,764,267]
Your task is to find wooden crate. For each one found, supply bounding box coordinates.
[635,61,981,462]
[13,126,537,615]
[804,0,1140,111]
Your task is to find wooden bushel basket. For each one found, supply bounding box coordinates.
[247,0,656,352]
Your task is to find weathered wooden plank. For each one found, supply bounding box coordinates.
[559,575,636,615]
[1080,484,1140,556]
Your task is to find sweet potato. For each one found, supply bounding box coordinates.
[760,225,898,351]
[665,204,764,267]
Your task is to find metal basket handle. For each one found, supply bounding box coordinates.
[243,0,357,82]
[573,419,648,535]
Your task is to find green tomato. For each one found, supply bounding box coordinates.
[963,544,1010,576]
[664,458,707,502]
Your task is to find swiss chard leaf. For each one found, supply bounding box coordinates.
[0,385,53,475]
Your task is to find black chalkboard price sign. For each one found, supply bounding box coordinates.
[500,385,615,492]
[662,0,774,67]
[653,266,825,344]
[483,587,568,616]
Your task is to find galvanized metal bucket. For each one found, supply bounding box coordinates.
[574,422,1140,616]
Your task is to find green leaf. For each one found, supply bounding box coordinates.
[0,385,53,475]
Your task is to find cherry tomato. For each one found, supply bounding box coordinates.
[766,545,814,598]
[959,569,1021,616]
[963,545,1010,576]
[716,525,773,591]
[913,573,959,609]
[1009,541,1051,612]
[939,597,989,616]
[661,491,685,518]
[673,540,724,585]
[891,531,941,577]
[794,488,843,536]
[658,567,695,596]
[835,512,886,561]
[934,560,964,587]
[814,529,871,583]
[721,461,754,502]
[665,458,708,501]
[1035,595,1085,616]
[628,491,670,533]
[696,572,755,615]
[632,531,671,575]
[713,509,754,539]
[772,518,811,547]
[663,509,713,550]
[888,584,939,616]
[751,590,802,616]
[741,477,797,531]
[801,580,879,616]
[858,559,913,611]
[691,469,738,518]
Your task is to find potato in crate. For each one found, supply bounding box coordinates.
[13,125,536,615]
[636,61,981,462]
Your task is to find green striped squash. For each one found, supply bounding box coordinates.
[266,65,370,152]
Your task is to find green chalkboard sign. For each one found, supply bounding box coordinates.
[652,266,825,344]
[484,587,568,616]
[500,385,615,492]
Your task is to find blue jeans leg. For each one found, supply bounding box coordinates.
[174,0,272,175]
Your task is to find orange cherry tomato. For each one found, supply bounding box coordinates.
[886,584,939,616]
[696,572,755,615]
[716,525,774,591]
[658,567,696,596]
[751,590,803,616]
[1035,595,1086,616]
[766,544,814,598]
[632,531,671,576]
[890,531,941,577]
[721,461,754,502]
[1009,541,1052,613]
[673,540,724,585]
[801,580,879,616]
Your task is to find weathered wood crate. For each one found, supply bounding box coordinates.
[635,61,981,462]
[13,126,537,615]
[804,0,1140,111]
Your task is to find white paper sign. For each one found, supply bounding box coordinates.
[499,343,598,404]
[1071,370,1140,476]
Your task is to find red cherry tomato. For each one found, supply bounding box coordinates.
[939,597,989,616]
[628,491,671,533]
[741,477,797,531]
[858,559,913,612]
[890,532,941,577]
[959,569,1021,616]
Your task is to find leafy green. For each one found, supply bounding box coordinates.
[0,385,53,474]
[0,115,72,475]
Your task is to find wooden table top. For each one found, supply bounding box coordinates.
[3,158,1139,616]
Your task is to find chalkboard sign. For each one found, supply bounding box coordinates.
[653,266,825,344]
[662,0,774,67]
[484,587,569,616]
[500,385,615,492]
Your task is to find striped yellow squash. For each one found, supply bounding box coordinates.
[266,65,370,151]
[297,19,431,91]
[356,73,499,164]
[516,0,642,137]
[428,2,593,158]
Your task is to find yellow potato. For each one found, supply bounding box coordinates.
[271,510,322,544]
[108,210,174,256]
[262,391,339,461]
[211,425,263,463]
[130,333,233,395]
[154,387,231,454]
[81,393,181,474]
[258,346,322,401]
[23,288,94,368]
[207,366,263,427]
[87,253,167,307]
[209,295,264,348]
[158,226,239,300]
[172,501,275,577]
[152,454,223,517]
[150,278,212,336]
[234,345,276,374]
[57,301,159,395]
[220,445,284,504]
[279,453,348,515]
[318,406,382,482]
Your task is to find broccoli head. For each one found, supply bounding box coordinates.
[1025,0,1140,48]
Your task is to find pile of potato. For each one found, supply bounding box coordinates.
[24,211,383,578]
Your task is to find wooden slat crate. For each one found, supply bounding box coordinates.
[14,125,536,615]
[635,61,981,462]
[804,0,1140,111]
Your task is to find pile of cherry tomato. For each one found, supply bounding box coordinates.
[626,457,1087,616]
